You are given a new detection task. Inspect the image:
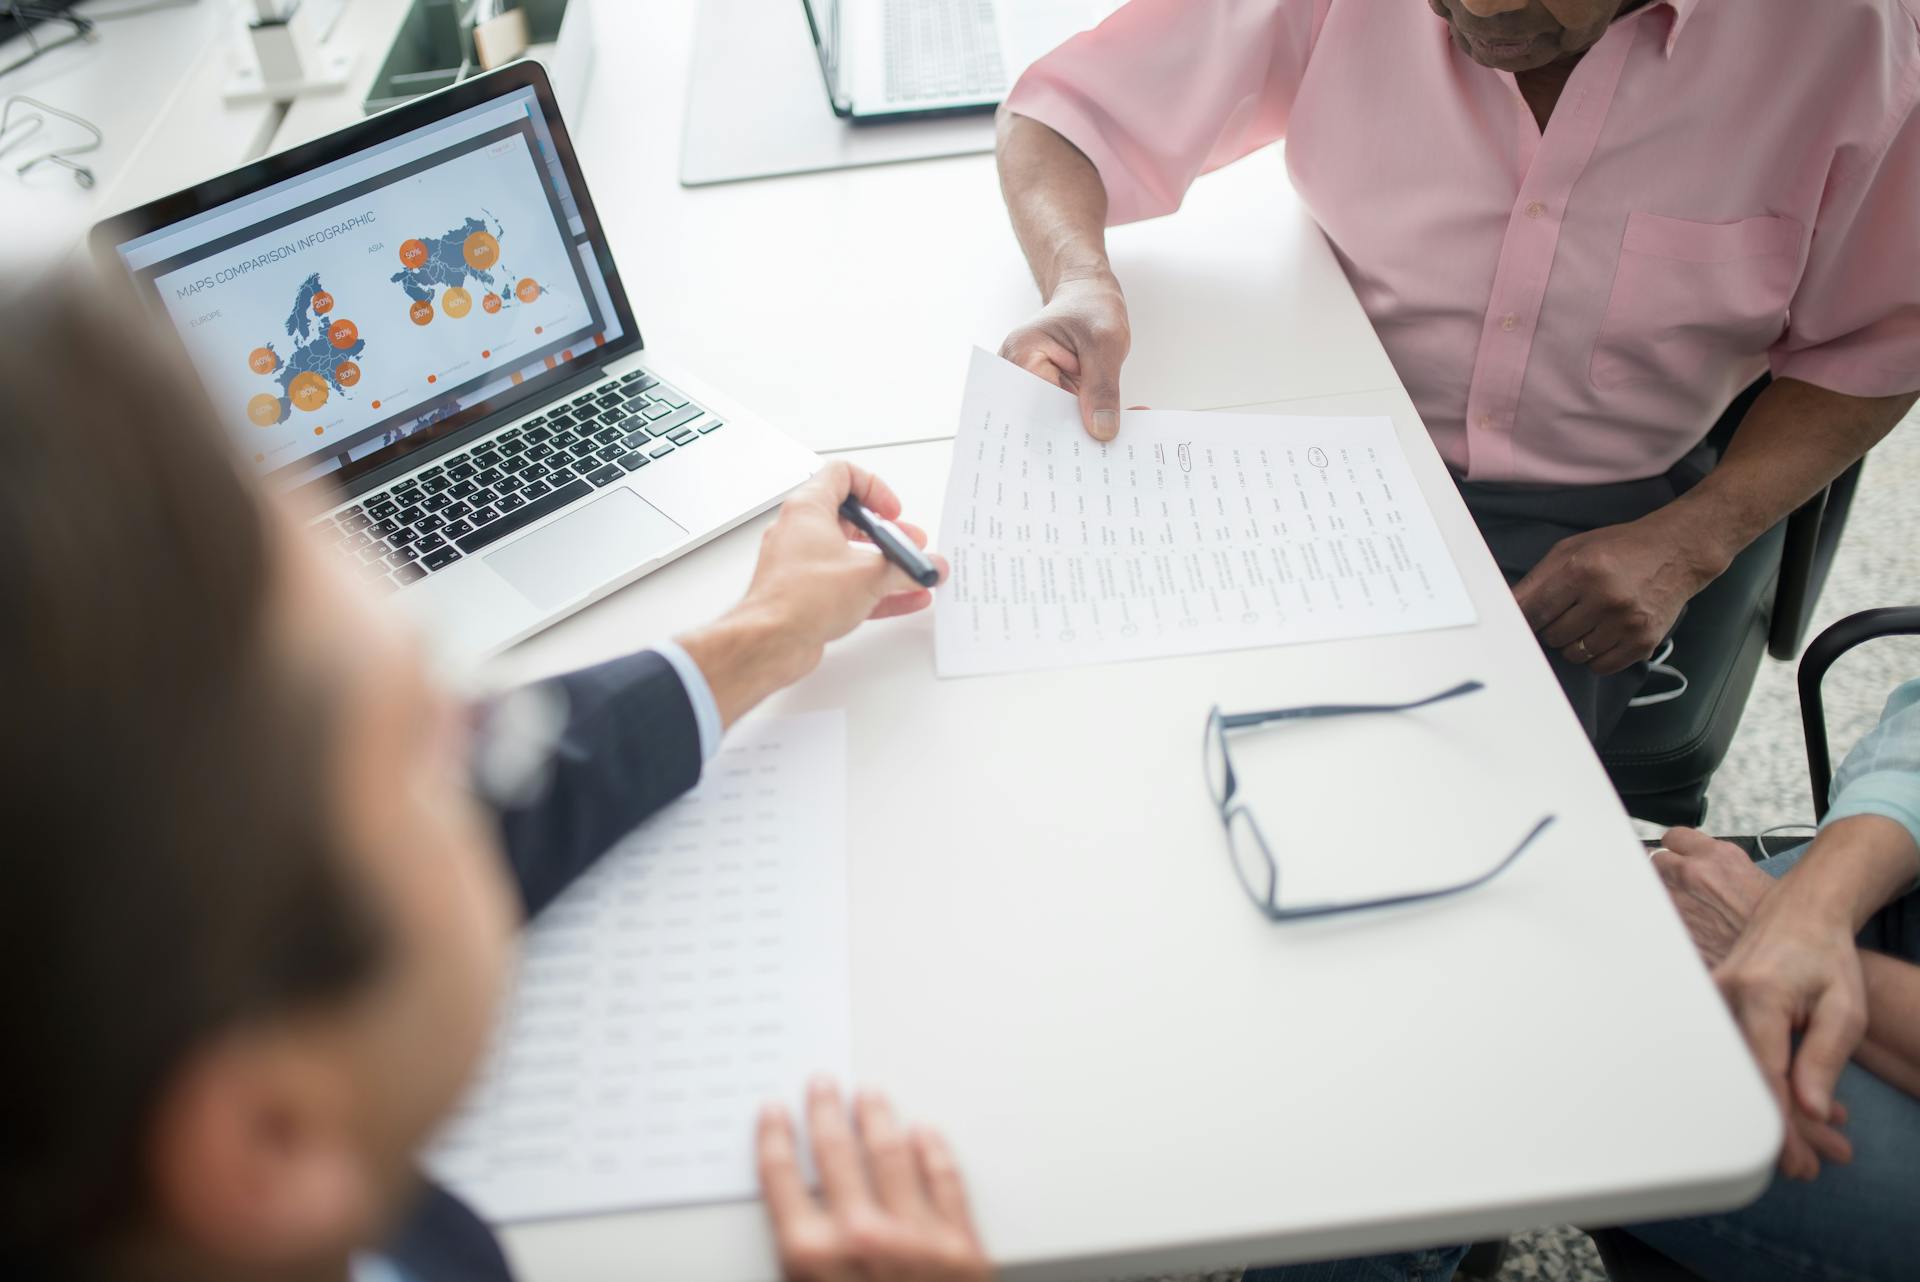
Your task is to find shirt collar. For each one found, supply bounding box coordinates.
[1651,0,1700,58]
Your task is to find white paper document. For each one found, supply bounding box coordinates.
[427,710,851,1222]
[935,349,1476,677]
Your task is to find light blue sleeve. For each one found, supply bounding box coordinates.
[1822,677,1920,860]
[351,1256,418,1282]
[652,639,724,763]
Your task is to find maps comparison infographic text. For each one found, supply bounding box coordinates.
[154,127,598,476]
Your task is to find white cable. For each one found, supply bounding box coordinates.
[1629,637,1689,708]
[1757,823,1818,861]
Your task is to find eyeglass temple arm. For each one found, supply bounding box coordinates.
[1264,813,1556,922]
[1219,679,1485,731]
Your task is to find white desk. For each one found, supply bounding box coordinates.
[478,392,1777,1282]
[245,2,1781,1276]
[0,0,282,277]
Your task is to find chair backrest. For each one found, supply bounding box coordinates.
[1798,607,1920,818]
[1772,459,1868,660]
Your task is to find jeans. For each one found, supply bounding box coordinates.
[1245,842,1920,1282]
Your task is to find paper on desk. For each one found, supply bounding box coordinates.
[427,710,850,1223]
[934,349,1476,677]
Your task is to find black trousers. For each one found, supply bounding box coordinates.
[1452,446,1715,745]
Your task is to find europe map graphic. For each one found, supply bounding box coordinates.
[244,273,366,427]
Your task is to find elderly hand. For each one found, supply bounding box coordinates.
[1511,507,1727,676]
[1655,828,1863,1181]
[757,1081,993,1282]
[999,272,1132,442]
[1653,828,1775,968]
[1718,877,1868,1179]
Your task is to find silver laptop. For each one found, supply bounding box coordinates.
[801,0,1110,121]
[96,62,816,667]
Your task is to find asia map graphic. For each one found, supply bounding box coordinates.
[388,210,542,320]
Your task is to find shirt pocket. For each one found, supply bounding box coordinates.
[1589,212,1804,390]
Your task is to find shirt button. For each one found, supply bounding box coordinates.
[1525,201,1546,219]
[1501,313,1518,331]
[1477,414,1494,429]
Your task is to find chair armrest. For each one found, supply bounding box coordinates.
[1770,459,1867,661]
[1797,606,1920,819]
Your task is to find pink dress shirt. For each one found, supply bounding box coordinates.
[1005,0,1920,486]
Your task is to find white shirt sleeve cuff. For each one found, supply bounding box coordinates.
[653,639,723,763]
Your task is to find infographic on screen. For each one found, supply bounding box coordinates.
[152,124,601,477]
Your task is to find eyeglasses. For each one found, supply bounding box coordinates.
[1203,680,1555,921]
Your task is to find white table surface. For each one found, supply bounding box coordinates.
[234,2,1779,1276]
[2,0,288,278]
[468,388,1779,1282]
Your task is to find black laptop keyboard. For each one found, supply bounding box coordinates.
[309,369,725,594]
[883,0,1006,104]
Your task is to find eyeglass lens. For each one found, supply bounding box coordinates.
[1224,806,1276,909]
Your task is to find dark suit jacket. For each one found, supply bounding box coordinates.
[386,649,703,1282]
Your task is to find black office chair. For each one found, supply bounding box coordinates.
[1583,604,1920,1281]
[1599,373,1869,828]
[1797,606,1920,818]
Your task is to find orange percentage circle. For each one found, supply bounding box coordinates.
[463,231,500,270]
[288,371,329,412]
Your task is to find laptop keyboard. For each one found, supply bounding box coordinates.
[309,369,725,593]
[882,0,1005,104]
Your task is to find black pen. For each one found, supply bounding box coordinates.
[839,495,941,588]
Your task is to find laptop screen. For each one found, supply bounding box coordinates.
[107,76,632,492]
[801,0,844,103]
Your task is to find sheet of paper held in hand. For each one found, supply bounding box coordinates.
[428,710,850,1222]
[934,349,1476,677]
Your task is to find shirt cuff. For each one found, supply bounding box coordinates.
[1821,775,1920,874]
[652,639,722,763]
[1770,345,1920,401]
[1003,71,1169,227]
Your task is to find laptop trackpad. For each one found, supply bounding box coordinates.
[485,489,686,612]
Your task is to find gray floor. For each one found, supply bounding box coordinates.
[1137,415,1920,1282]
